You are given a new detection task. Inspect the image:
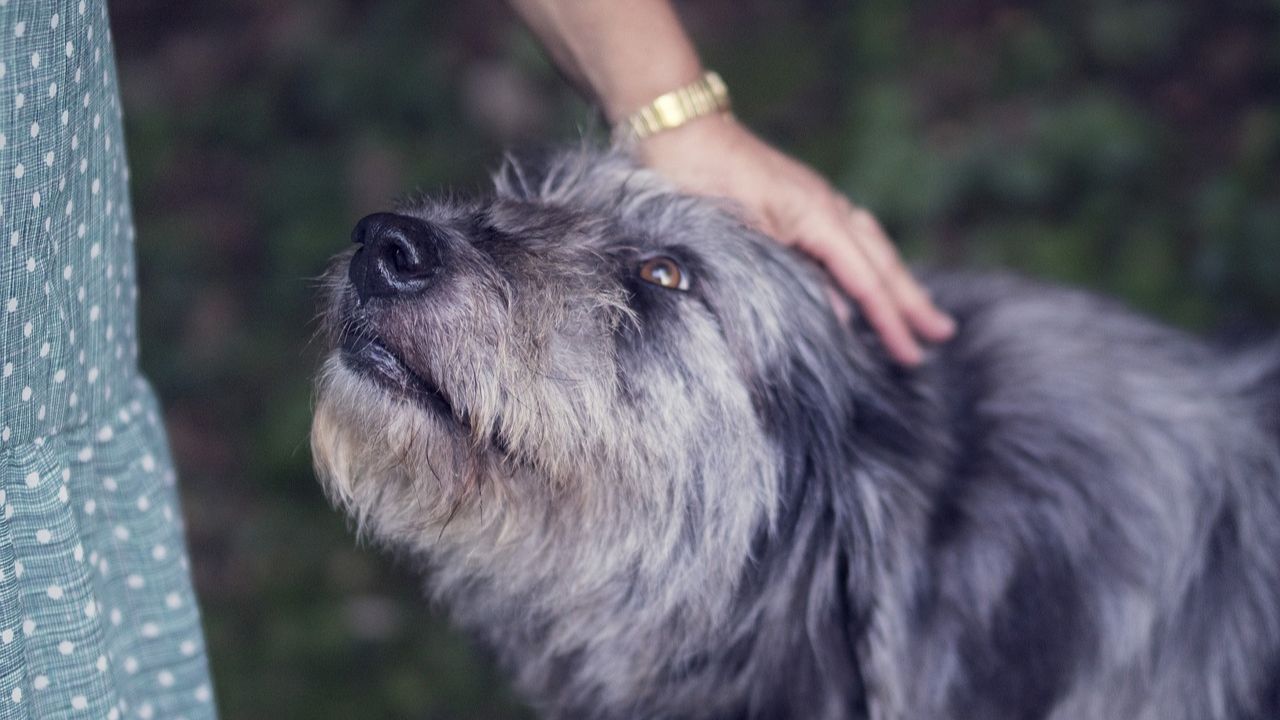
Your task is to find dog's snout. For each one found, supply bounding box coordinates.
[349,212,442,300]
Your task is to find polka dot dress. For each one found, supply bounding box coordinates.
[0,1,216,718]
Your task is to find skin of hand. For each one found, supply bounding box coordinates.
[506,0,955,365]
[636,114,955,365]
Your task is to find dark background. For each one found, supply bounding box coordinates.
[107,0,1280,717]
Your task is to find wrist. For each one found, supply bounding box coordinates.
[596,60,705,123]
[612,71,732,144]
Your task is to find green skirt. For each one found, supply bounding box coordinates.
[1,1,216,717]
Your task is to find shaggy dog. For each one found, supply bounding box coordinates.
[311,148,1280,720]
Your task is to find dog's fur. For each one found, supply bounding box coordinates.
[312,148,1280,720]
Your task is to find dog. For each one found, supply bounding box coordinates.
[311,147,1280,720]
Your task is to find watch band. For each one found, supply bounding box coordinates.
[613,71,731,144]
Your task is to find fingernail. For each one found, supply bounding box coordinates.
[935,314,957,337]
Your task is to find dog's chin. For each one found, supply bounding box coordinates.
[339,331,457,420]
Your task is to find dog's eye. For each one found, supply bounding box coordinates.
[638,257,689,291]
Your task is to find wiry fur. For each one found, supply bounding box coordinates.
[312,148,1280,720]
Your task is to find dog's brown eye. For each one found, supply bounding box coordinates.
[638,257,689,291]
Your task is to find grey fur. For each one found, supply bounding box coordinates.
[312,147,1280,720]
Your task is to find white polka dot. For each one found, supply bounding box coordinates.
[83,498,96,514]
[79,445,94,461]
[157,671,174,688]
[24,471,38,487]
[13,20,25,37]
[91,178,100,194]
[141,454,156,472]
[141,623,160,639]
[126,574,145,589]
[22,619,35,636]
[14,92,23,108]
[107,710,119,720]
[0,628,12,644]
[96,425,113,441]
[11,687,20,703]
[58,484,69,503]
[73,544,84,561]
[194,685,211,703]
[180,639,197,656]
[84,600,96,618]
[21,321,32,337]
[123,656,138,674]
[112,524,128,540]
[32,675,48,690]
[165,592,182,609]
[138,703,154,719]
[29,120,38,137]
[96,655,108,672]
[71,695,87,710]
[25,257,35,272]
[109,608,121,626]
[2,363,10,377]
[35,528,51,544]
[13,163,24,179]
[50,13,59,28]
[88,367,99,383]
[39,342,50,357]
[58,639,74,655]
[54,368,66,383]
[28,52,38,69]
[91,241,101,258]
[46,584,63,599]
[137,495,151,511]
[4,297,14,312]
[20,386,31,401]
[31,191,40,208]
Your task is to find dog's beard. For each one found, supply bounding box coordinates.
[311,355,498,545]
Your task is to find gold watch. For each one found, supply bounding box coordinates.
[613,71,731,144]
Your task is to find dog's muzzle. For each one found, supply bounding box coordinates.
[348,212,443,301]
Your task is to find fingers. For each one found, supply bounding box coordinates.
[796,196,956,366]
[843,205,956,342]
[799,208,928,365]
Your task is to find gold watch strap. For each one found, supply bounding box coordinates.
[613,71,731,143]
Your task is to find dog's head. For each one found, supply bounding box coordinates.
[311,150,879,689]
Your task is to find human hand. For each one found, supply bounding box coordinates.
[634,115,955,365]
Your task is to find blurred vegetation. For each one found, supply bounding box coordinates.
[107,0,1278,717]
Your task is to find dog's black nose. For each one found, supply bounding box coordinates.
[349,212,442,300]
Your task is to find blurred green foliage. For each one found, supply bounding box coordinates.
[108,0,1278,717]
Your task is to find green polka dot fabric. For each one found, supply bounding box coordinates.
[1,1,216,718]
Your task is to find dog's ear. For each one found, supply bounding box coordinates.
[493,146,562,201]
[824,283,854,328]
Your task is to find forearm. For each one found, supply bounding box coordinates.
[506,0,704,122]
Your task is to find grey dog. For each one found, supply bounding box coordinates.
[311,147,1280,720]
